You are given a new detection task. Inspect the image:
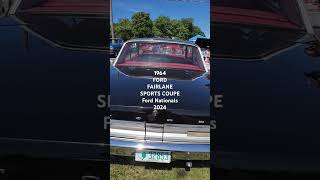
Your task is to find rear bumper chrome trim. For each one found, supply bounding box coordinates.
[110,138,210,160]
[110,120,210,143]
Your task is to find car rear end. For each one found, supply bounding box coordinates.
[110,39,210,167]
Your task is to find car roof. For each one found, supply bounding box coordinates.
[126,38,198,47]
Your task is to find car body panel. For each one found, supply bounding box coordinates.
[0,4,108,164]
[212,0,320,172]
[110,39,210,160]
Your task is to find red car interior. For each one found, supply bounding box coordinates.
[116,41,205,71]
[116,61,205,72]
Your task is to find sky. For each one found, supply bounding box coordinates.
[112,0,210,38]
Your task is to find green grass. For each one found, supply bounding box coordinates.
[110,160,210,180]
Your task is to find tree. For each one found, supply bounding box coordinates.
[169,18,205,40]
[180,18,194,34]
[131,12,153,38]
[179,18,205,39]
[153,16,173,38]
[192,26,205,37]
[113,12,206,41]
[171,20,189,40]
[114,19,133,41]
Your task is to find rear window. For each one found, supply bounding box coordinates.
[115,42,206,71]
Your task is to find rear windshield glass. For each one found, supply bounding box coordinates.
[115,42,206,71]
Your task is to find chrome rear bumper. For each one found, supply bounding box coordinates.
[110,139,210,160]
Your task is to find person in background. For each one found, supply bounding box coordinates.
[204,46,210,63]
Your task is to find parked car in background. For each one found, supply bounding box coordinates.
[110,38,124,57]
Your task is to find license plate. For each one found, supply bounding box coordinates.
[135,150,171,163]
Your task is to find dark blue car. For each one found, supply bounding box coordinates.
[110,38,124,57]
